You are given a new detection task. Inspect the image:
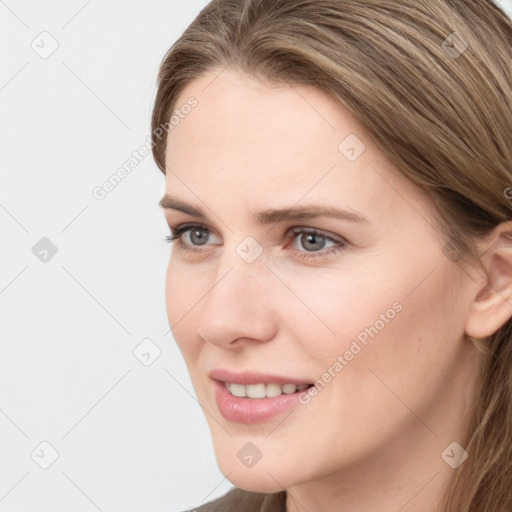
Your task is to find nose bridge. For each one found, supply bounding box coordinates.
[211,234,271,301]
[196,239,277,346]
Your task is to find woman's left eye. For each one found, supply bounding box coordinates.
[287,228,346,258]
[164,223,347,260]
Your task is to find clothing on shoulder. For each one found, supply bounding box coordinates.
[184,487,286,512]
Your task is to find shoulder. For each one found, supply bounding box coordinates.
[182,486,286,512]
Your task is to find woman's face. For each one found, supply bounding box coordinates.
[162,68,481,492]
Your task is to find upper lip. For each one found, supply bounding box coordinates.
[210,368,312,386]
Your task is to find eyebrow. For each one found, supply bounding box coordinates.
[159,194,369,224]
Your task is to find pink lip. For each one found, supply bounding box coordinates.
[209,368,312,386]
[213,380,311,424]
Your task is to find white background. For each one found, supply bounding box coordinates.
[1,1,511,511]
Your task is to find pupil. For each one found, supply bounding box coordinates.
[191,229,208,245]
[302,233,325,251]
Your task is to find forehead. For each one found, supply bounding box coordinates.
[164,68,433,225]
[167,68,363,169]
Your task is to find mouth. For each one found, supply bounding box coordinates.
[210,369,317,424]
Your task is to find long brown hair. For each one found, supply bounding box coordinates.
[151,1,512,510]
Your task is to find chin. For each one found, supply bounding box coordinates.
[213,447,305,493]
[221,468,290,494]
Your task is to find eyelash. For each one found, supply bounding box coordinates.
[164,222,347,260]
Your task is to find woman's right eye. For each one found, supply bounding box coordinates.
[165,223,220,253]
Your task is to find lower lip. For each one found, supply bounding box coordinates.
[213,380,310,424]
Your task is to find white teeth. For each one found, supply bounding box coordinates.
[282,383,297,394]
[265,383,282,397]
[224,382,310,398]
[246,383,266,398]
[229,383,246,397]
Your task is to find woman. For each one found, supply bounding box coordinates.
[151,1,512,511]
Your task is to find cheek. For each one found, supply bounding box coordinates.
[333,267,460,414]
[280,265,461,462]
[165,256,206,317]
[164,258,181,325]
[287,258,460,388]
[282,266,404,353]
[164,258,203,357]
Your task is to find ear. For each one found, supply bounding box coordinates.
[465,221,512,339]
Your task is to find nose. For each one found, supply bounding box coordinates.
[196,250,279,349]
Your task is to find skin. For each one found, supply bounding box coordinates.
[160,68,504,512]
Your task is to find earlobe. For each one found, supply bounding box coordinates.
[465,225,512,340]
